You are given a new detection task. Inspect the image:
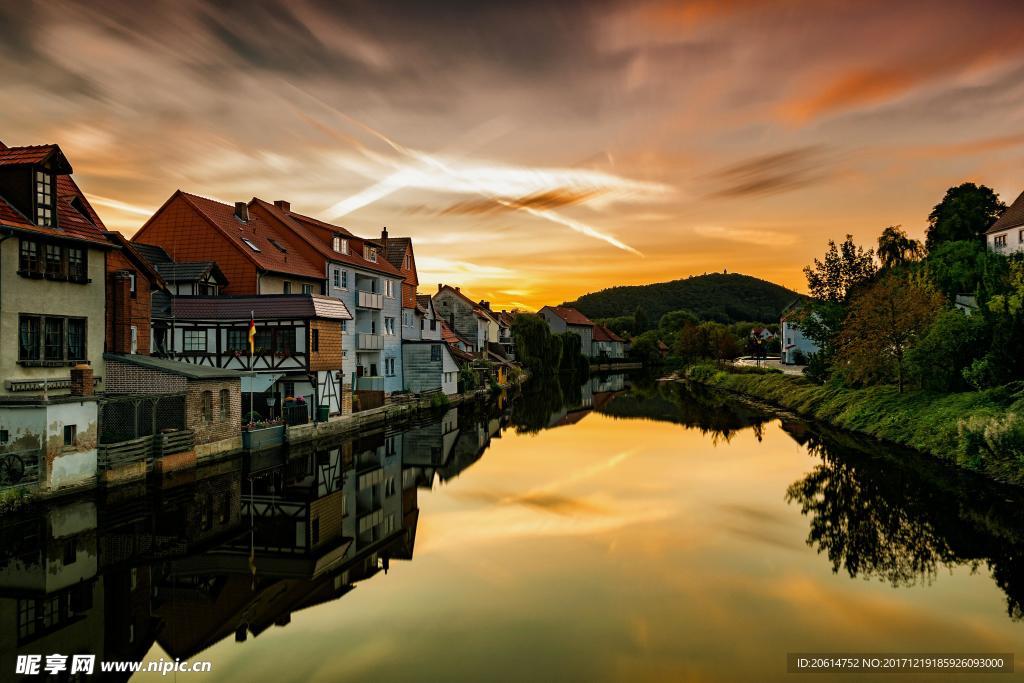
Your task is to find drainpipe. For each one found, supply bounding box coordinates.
[0,233,9,357]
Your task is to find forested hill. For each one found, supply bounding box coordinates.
[561,273,801,323]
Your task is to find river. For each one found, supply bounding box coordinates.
[2,374,1022,682]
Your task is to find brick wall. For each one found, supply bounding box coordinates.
[106,250,154,355]
[308,320,343,371]
[187,379,241,445]
[105,360,188,394]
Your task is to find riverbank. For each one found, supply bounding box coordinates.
[681,363,1024,486]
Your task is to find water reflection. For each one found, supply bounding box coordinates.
[1,374,1022,678]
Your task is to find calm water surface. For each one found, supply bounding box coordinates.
[3,375,1024,682]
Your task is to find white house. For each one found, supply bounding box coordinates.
[780,303,818,365]
[986,189,1024,255]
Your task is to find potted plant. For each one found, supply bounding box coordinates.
[241,416,286,450]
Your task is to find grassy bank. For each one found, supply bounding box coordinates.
[684,363,1024,485]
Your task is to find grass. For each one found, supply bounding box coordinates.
[685,362,1024,485]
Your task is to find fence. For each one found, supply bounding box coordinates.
[98,394,192,471]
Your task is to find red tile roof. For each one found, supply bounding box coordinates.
[0,142,109,246]
[175,192,324,280]
[172,294,351,321]
[593,324,624,343]
[542,306,593,327]
[253,199,402,278]
[988,189,1024,234]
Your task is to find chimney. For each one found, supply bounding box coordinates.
[438,283,443,292]
[274,200,290,212]
[234,202,249,222]
[455,286,460,293]
[380,226,388,251]
[70,363,93,397]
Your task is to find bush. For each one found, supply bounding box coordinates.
[429,393,450,409]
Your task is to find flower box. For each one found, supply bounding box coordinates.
[242,424,285,450]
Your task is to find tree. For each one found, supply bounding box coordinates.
[511,314,560,375]
[835,274,944,392]
[629,330,663,364]
[803,235,877,304]
[877,225,923,270]
[925,183,1005,251]
[658,309,699,336]
[905,309,988,392]
[924,239,1009,302]
[634,304,650,333]
[673,321,708,362]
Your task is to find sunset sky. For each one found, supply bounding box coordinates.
[3,0,1024,310]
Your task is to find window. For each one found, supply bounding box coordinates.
[341,320,348,332]
[220,389,231,419]
[431,345,441,362]
[333,236,348,254]
[276,328,296,355]
[283,281,292,294]
[311,329,320,352]
[1020,230,1024,244]
[341,270,348,288]
[385,280,394,298]
[403,310,413,327]
[0,430,7,444]
[994,234,1007,247]
[18,316,40,361]
[19,240,39,273]
[430,319,437,331]
[63,425,76,447]
[68,248,86,282]
[67,319,86,360]
[227,328,246,352]
[333,270,341,288]
[403,253,410,270]
[45,244,62,278]
[384,317,395,335]
[268,238,288,253]
[302,283,313,295]
[129,325,138,354]
[364,246,377,262]
[254,329,272,354]
[283,381,295,398]
[44,318,64,360]
[35,170,54,226]
[384,357,396,376]
[241,237,261,252]
[184,330,207,352]
[127,270,136,296]
[202,390,213,423]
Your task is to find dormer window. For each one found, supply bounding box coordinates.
[35,170,54,227]
[364,246,377,263]
[241,237,261,252]
[333,236,348,254]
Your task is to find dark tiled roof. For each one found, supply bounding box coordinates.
[382,237,411,270]
[0,144,64,168]
[133,242,172,266]
[155,261,219,283]
[542,306,593,327]
[988,189,1024,234]
[415,294,433,313]
[177,192,324,279]
[172,294,352,321]
[104,353,247,379]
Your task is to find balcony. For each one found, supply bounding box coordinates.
[357,333,383,350]
[357,290,383,309]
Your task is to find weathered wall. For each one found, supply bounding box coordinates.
[187,379,241,445]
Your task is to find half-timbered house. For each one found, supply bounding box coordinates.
[156,294,351,419]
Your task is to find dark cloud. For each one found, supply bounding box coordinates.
[705,145,833,198]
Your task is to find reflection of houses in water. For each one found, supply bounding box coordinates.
[0,411,445,672]
[400,408,460,490]
[544,375,626,430]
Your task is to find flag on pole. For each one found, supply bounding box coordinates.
[248,316,256,353]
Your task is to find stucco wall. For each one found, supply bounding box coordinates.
[0,239,106,395]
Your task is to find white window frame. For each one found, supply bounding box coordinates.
[385,280,394,298]
[364,246,377,263]
[385,317,395,336]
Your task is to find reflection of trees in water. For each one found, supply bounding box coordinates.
[509,376,578,434]
[784,426,1024,620]
[598,379,771,444]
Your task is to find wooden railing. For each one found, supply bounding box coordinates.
[99,429,195,469]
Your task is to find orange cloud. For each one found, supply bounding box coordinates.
[439,188,603,216]
[782,68,917,123]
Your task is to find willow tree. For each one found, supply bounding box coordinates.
[835,274,944,392]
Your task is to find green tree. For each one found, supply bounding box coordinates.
[629,330,663,364]
[511,314,559,375]
[634,304,651,333]
[925,183,1005,251]
[835,274,944,392]
[924,239,1009,302]
[673,321,708,362]
[877,225,923,270]
[803,234,877,304]
[905,309,988,392]
[658,309,699,336]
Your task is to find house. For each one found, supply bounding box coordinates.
[780,301,818,365]
[132,191,325,296]
[496,310,516,359]
[104,231,169,356]
[247,200,405,397]
[539,306,595,357]
[592,324,625,359]
[0,141,113,493]
[433,285,499,354]
[375,228,420,341]
[416,294,442,341]
[103,353,246,457]
[401,340,460,395]
[131,241,228,296]
[440,321,475,359]
[986,189,1024,254]
[155,294,352,419]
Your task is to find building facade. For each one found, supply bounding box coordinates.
[986,189,1024,255]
